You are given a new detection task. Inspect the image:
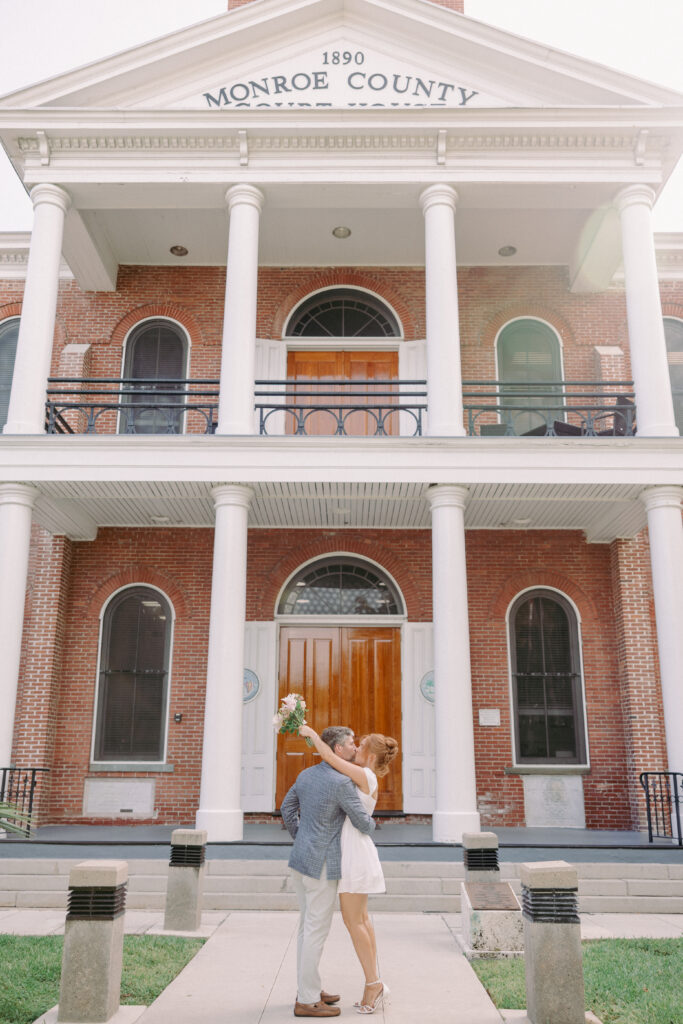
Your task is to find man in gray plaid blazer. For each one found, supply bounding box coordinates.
[281,725,376,1018]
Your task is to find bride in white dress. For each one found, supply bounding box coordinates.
[299,724,398,1015]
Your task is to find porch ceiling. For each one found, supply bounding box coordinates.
[31,479,647,543]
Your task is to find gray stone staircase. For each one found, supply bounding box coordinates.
[1,856,682,913]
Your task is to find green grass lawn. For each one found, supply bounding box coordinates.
[0,933,204,1024]
[472,938,683,1024]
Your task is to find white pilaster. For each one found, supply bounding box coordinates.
[216,185,264,435]
[0,484,38,764]
[196,484,252,841]
[420,185,465,437]
[426,484,480,841]
[4,185,70,435]
[615,186,678,437]
[641,486,683,775]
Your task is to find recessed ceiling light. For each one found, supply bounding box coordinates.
[150,515,171,524]
[170,245,188,256]
[498,245,517,257]
[332,226,351,239]
[512,517,532,526]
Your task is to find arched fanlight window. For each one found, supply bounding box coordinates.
[0,318,19,430]
[285,289,401,338]
[278,557,404,616]
[94,586,173,762]
[664,317,683,433]
[497,319,563,435]
[120,319,188,434]
[509,590,587,765]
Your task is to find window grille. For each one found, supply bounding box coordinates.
[279,557,403,616]
[286,289,400,337]
[0,318,19,429]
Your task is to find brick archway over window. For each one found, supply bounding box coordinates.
[110,305,204,347]
[488,570,598,626]
[253,535,425,621]
[86,567,191,622]
[479,307,575,353]
[272,272,416,339]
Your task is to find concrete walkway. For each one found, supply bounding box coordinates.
[3,909,683,1023]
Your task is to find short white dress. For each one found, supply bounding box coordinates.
[337,767,386,894]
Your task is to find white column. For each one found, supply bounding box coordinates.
[641,486,683,775]
[0,484,38,764]
[216,185,264,435]
[4,184,70,435]
[420,185,465,437]
[196,484,252,841]
[615,185,678,437]
[426,484,480,841]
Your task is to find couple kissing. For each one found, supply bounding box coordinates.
[281,725,398,1017]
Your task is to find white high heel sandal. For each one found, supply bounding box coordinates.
[354,979,390,1015]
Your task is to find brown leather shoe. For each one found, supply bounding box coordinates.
[294,1000,341,1017]
[320,990,340,1004]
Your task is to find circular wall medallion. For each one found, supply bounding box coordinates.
[243,669,260,703]
[419,670,435,704]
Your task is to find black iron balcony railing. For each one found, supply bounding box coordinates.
[464,381,636,437]
[640,771,683,846]
[45,377,637,438]
[0,766,49,837]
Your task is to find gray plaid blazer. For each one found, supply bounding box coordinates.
[281,762,376,880]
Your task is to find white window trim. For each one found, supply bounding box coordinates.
[89,582,176,769]
[283,285,405,340]
[505,584,590,770]
[118,316,192,436]
[274,550,408,619]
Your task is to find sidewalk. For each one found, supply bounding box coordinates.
[3,909,682,1023]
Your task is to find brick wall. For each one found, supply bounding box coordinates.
[14,523,646,829]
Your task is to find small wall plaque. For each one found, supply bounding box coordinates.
[479,708,501,726]
[243,669,260,703]
[419,671,435,704]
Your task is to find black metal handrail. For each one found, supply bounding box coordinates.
[255,379,427,436]
[0,767,49,837]
[639,771,683,845]
[463,380,636,437]
[46,377,219,435]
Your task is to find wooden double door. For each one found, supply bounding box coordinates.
[276,626,402,811]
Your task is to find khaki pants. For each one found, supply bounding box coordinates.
[291,863,338,1005]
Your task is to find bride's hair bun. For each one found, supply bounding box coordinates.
[367,733,399,777]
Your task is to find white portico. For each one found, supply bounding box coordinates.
[0,0,682,840]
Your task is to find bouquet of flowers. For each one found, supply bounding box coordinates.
[273,692,313,747]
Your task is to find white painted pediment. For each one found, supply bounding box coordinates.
[1,0,681,112]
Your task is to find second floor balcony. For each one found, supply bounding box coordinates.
[45,376,638,439]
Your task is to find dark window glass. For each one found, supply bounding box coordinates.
[121,319,187,434]
[278,558,403,615]
[664,318,683,433]
[0,318,19,430]
[94,587,172,761]
[286,289,400,338]
[497,319,563,434]
[510,591,586,764]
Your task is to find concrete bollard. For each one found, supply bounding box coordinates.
[163,828,207,932]
[520,861,585,1024]
[57,860,128,1024]
[462,831,500,882]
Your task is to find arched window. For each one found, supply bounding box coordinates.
[0,318,19,430]
[285,288,401,337]
[497,319,563,435]
[93,586,173,762]
[120,319,188,434]
[278,557,404,616]
[664,317,683,433]
[509,590,587,765]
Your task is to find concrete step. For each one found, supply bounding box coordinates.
[1,857,681,913]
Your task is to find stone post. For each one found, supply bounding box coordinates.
[58,860,131,1024]
[462,831,500,882]
[163,828,207,932]
[520,861,585,1024]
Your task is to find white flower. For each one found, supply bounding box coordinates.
[283,694,298,711]
[272,714,282,727]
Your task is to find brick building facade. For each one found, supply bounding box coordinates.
[0,0,681,840]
